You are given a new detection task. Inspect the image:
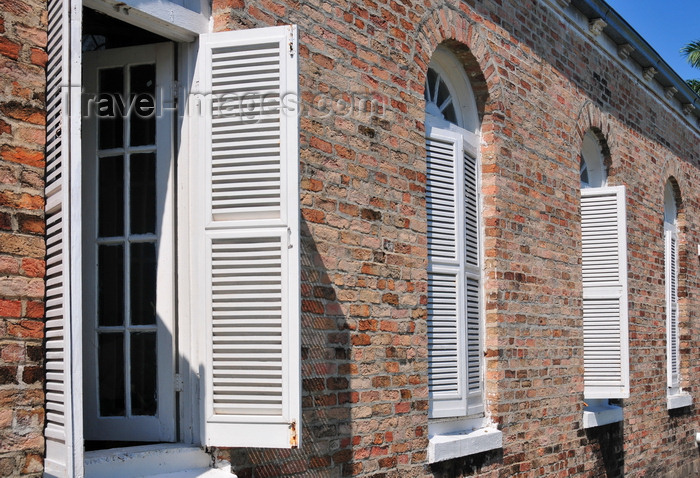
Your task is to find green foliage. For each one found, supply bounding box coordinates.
[686,79,700,95]
[681,40,700,95]
[681,40,700,69]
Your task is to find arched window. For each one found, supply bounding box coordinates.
[580,130,606,188]
[579,131,629,428]
[424,46,482,421]
[425,44,501,464]
[663,180,691,409]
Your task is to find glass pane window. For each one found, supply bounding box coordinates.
[93,60,160,420]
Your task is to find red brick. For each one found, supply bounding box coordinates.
[7,320,43,339]
[0,145,44,167]
[29,48,47,67]
[24,301,43,319]
[0,37,20,60]
[309,136,332,153]
[0,300,21,318]
[0,119,10,135]
[17,214,44,235]
[0,343,24,362]
[20,258,44,278]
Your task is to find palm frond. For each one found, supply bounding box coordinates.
[686,79,700,95]
[681,40,700,69]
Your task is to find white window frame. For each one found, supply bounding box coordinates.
[664,182,692,410]
[424,47,500,464]
[579,133,629,429]
[43,1,301,473]
[81,43,178,443]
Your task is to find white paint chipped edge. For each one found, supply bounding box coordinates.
[428,428,502,464]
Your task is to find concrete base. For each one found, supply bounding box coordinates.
[583,400,623,429]
[428,427,502,463]
[84,444,232,477]
[667,393,693,410]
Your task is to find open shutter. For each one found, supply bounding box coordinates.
[665,229,679,389]
[196,25,300,448]
[44,0,83,476]
[426,125,482,418]
[581,186,629,399]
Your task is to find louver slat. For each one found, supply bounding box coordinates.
[426,136,458,263]
[428,273,461,394]
[209,228,285,417]
[200,25,300,449]
[665,230,679,388]
[426,125,482,418]
[44,0,83,475]
[581,187,629,399]
[426,129,465,418]
[209,41,283,221]
[464,151,479,267]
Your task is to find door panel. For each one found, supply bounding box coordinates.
[82,43,176,443]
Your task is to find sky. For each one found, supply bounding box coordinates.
[605,0,699,82]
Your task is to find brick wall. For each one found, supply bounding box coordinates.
[0,0,697,476]
[0,0,47,475]
[211,0,700,477]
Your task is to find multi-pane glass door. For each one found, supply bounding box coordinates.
[82,43,176,443]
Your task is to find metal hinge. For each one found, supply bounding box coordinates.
[289,420,298,448]
[287,25,296,58]
[175,374,184,392]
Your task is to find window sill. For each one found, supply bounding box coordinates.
[667,392,693,410]
[84,443,230,478]
[582,400,623,429]
[428,427,502,463]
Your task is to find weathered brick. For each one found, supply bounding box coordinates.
[0,103,45,127]
[0,37,20,60]
[0,343,24,362]
[0,232,44,257]
[21,366,42,384]
[0,190,44,209]
[20,258,44,278]
[7,320,43,339]
[0,366,18,384]
[0,299,21,318]
[0,0,698,476]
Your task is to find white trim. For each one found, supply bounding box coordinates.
[84,444,211,477]
[583,399,623,428]
[667,392,693,410]
[84,0,208,42]
[68,0,84,474]
[428,428,502,464]
[539,0,700,133]
[176,39,200,447]
[580,130,606,188]
[425,47,479,134]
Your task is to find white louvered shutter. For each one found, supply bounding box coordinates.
[665,229,679,389]
[426,124,482,418]
[463,140,483,415]
[44,0,83,476]
[581,186,629,399]
[197,26,301,448]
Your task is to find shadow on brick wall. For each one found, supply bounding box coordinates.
[428,448,503,478]
[585,421,624,478]
[223,219,352,477]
